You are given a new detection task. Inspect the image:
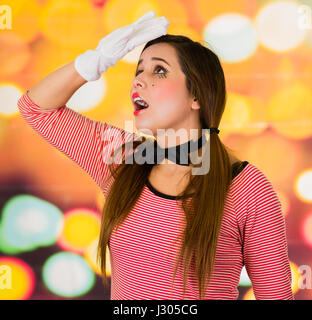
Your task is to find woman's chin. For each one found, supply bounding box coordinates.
[136,125,156,137]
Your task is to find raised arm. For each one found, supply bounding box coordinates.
[18,11,169,194]
[27,11,169,110]
[27,61,87,110]
[18,91,135,194]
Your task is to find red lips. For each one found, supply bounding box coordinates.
[132,92,140,100]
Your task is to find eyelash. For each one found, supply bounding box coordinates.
[135,65,168,78]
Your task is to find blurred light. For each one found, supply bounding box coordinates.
[243,287,255,300]
[0,195,63,254]
[276,190,290,218]
[39,0,100,48]
[96,190,105,213]
[84,237,111,276]
[278,57,295,78]
[197,0,258,21]
[295,169,312,203]
[255,1,307,52]
[30,37,83,79]
[290,261,300,294]
[123,24,202,64]
[101,0,161,34]
[166,24,202,44]
[88,0,108,9]
[243,132,300,185]
[301,212,312,247]
[0,32,31,76]
[302,62,312,89]
[267,81,312,139]
[239,266,252,286]
[0,257,35,300]
[66,76,106,112]
[1,0,41,42]
[203,13,258,63]
[155,0,189,29]
[240,96,268,136]
[220,92,252,134]
[123,43,147,64]
[0,84,24,117]
[42,252,95,298]
[58,208,101,254]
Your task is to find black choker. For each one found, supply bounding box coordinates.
[134,128,219,166]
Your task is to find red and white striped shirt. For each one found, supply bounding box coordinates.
[18,91,294,300]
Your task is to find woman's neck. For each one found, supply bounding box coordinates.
[154,128,202,149]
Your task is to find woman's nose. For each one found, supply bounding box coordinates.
[133,78,143,87]
[133,76,146,88]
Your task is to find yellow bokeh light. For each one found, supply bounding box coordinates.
[96,189,105,213]
[244,132,300,185]
[220,92,251,134]
[276,189,290,218]
[294,169,312,203]
[156,0,188,28]
[102,0,161,33]
[0,32,31,77]
[85,60,135,120]
[166,25,202,44]
[302,62,312,89]
[1,0,41,42]
[61,209,101,253]
[290,261,300,294]
[0,258,35,300]
[39,0,101,48]
[267,81,312,139]
[84,237,111,276]
[198,0,257,21]
[30,37,83,78]
[243,287,255,300]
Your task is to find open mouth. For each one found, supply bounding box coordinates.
[133,97,149,112]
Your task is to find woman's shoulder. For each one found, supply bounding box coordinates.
[231,160,249,179]
[230,161,276,199]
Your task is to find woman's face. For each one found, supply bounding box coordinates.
[130,43,200,138]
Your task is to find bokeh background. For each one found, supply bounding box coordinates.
[0,0,312,300]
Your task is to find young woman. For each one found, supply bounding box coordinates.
[18,11,293,300]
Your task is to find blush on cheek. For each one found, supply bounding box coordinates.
[153,83,179,102]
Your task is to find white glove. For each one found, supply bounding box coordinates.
[74,11,169,81]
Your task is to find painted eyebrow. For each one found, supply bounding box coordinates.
[135,57,171,74]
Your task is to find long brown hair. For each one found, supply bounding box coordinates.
[97,34,237,299]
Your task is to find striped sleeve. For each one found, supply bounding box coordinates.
[17,91,139,193]
[240,168,294,300]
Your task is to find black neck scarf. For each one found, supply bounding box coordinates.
[134,128,219,166]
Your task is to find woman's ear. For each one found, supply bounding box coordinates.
[191,98,200,110]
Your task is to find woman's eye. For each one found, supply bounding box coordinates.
[135,65,167,77]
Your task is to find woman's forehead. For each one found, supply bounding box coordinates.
[139,44,176,66]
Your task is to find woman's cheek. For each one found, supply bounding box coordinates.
[153,83,181,114]
[153,82,179,102]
